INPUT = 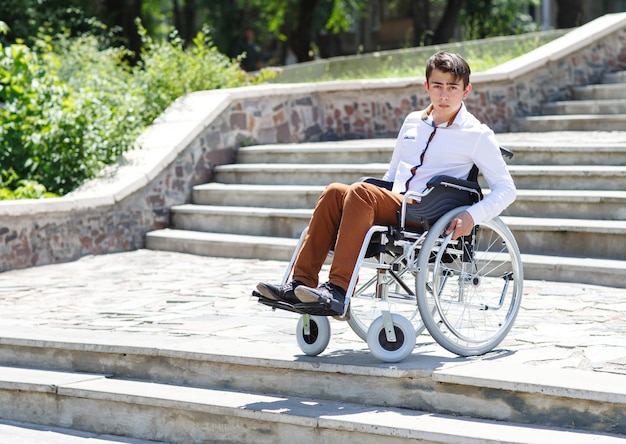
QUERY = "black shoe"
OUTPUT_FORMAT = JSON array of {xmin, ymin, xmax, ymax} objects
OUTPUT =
[
  {"xmin": 256, "ymin": 280, "xmax": 303, "ymax": 305},
  {"xmin": 295, "ymin": 281, "xmax": 346, "ymax": 308}
]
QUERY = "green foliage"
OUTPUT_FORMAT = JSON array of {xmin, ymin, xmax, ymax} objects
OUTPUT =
[
  {"xmin": 0, "ymin": 0, "xmax": 102, "ymax": 47},
  {"xmin": 0, "ymin": 36, "xmax": 139, "ymax": 195},
  {"xmin": 133, "ymin": 23, "xmax": 247, "ymax": 123},
  {"xmin": 0, "ymin": 169, "xmax": 58, "ymax": 200},
  {"xmin": 0, "ymin": 25, "xmax": 254, "ymax": 198},
  {"xmin": 273, "ymin": 32, "xmax": 558, "ymax": 83},
  {"xmin": 461, "ymin": 0, "xmax": 540, "ymax": 40}
]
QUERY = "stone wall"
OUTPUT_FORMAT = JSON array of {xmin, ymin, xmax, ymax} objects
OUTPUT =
[{"xmin": 1, "ymin": 13, "xmax": 625, "ymax": 272}]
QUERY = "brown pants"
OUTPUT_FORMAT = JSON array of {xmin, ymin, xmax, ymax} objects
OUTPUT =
[{"xmin": 292, "ymin": 182, "xmax": 404, "ymax": 291}]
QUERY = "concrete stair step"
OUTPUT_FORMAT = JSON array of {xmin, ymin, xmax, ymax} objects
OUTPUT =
[
  {"xmin": 506, "ymin": 189, "xmax": 626, "ymax": 220},
  {"xmin": 541, "ymin": 98, "xmax": 626, "ymax": 115},
  {"xmin": 3, "ymin": 365, "xmax": 625, "ymax": 444},
  {"xmin": 237, "ymin": 140, "xmax": 395, "ymax": 164},
  {"xmin": 499, "ymin": 140, "xmax": 626, "ymax": 166},
  {"xmin": 145, "ymin": 229, "xmax": 626, "ymax": 287},
  {"xmin": 517, "ymin": 253, "xmax": 626, "ymax": 288},
  {"xmin": 145, "ymin": 229, "xmax": 297, "ymax": 261},
  {"xmin": 168, "ymin": 207, "xmax": 626, "ymax": 260},
  {"xmin": 214, "ymin": 163, "xmax": 626, "ymax": 190},
  {"xmin": 573, "ymin": 83, "xmax": 626, "ymax": 100},
  {"xmin": 192, "ymin": 183, "xmax": 325, "ymax": 208},
  {"xmin": 214, "ymin": 163, "xmax": 387, "ymax": 186},
  {"xmin": 511, "ymin": 114, "xmax": 626, "ymax": 132},
  {"xmin": 504, "ymin": 215, "xmax": 626, "ymax": 261},
  {"xmin": 602, "ymin": 70, "xmax": 626, "ymax": 83},
  {"xmin": 171, "ymin": 204, "xmax": 311, "ymax": 238},
  {"xmin": 191, "ymin": 184, "xmax": 626, "ymax": 219},
  {"xmin": 238, "ymin": 137, "xmax": 626, "ymax": 167},
  {"xmin": 0, "ymin": 419, "xmax": 161, "ymax": 444},
  {"xmin": 1, "ymin": 332, "xmax": 625, "ymax": 441},
  {"xmin": 505, "ymin": 165, "xmax": 626, "ymax": 190}
]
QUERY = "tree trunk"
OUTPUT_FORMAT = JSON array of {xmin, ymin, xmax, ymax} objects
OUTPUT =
[
  {"xmin": 412, "ymin": 0, "xmax": 432, "ymax": 46},
  {"xmin": 172, "ymin": 0, "xmax": 183, "ymax": 33},
  {"xmin": 556, "ymin": 0, "xmax": 584, "ymax": 28},
  {"xmin": 102, "ymin": 0, "xmax": 143, "ymax": 64},
  {"xmin": 290, "ymin": 0, "xmax": 320, "ymax": 62},
  {"xmin": 432, "ymin": 0, "xmax": 464, "ymax": 44}
]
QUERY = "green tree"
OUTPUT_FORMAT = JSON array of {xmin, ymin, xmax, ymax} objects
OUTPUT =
[
  {"xmin": 0, "ymin": 0, "xmax": 102, "ymax": 46},
  {"xmin": 239, "ymin": 0, "xmax": 364, "ymax": 63},
  {"xmin": 0, "ymin": 25, "xmax": 253, "ymax": 198},
  {"xmin": 461, "ymin": 0, "xmax": 539, "ymax": 40}
]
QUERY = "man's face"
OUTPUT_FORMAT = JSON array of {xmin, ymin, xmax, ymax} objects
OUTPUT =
[{"xmin": 423, "ymin": 68, "xmax": 471, "ymax": 122}]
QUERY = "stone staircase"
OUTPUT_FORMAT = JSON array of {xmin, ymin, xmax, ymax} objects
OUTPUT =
[
  {"xmin": 512, "ymin": 71, "xmax": 626, "ymax": 131},
  {"xmin": 1, "ymin": 331, "xmax": 625, "ymax": 443},
  {"xmin": 146, "ymin": 131, "xmax": 626, "ymax": 288}
]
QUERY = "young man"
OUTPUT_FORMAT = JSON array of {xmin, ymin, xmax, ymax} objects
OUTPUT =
[{"xmin": 256, "ymin": 51, "xmax": 516, "ymax": 314}]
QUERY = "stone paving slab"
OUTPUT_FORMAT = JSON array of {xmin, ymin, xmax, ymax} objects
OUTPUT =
[{"xmin": 0, "ymin": 249, "xmax": 625, "ymax": 375}]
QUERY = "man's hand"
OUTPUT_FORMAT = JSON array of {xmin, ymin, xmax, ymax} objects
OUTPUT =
[{"xmin": 444, "ymin": 211, "xmax": 474, "ymax": 239}]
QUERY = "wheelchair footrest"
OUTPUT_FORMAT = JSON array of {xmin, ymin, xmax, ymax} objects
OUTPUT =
[{"xmin": 254, "ymin": 291, "xmax": 343, "ymax": 317}]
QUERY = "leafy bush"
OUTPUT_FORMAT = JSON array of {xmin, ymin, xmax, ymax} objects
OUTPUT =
[
  {"xmin": 0, "ymin": 25, "xmax": 254, "ymax": 199},
  {"xmin": 134, "ymin": 25, "xmax": 249, "ymax": 124},
  {"xmin": 0, "ymin": 169, "xmax": 58, "ymax": 199}
]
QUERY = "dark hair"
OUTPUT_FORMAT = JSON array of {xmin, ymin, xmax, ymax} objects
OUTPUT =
[{"xmin": 426, "ymin": 51, "xmax": 471, "ymax": 88}]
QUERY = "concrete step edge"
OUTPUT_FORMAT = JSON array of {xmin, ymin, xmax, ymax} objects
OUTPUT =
[
  {"xmin": 239, "ymin": 139, "xmax": 396, "ymax": 151},
  {"xmin": 517, "ymin": 114, "xmax": 626, "ymax": 121},
  {"xmin": 542, "ymin": 102, "xmax": 626, "ymax": 115},
  {"xmin": 547, "ymin": 98, "xmax": 626, "ymax": 105},
  {"xmin": 144, "ymin": 230, "xmax": 626, "ymax": 287},
  {"xmin": 602, "ymin": 71, "xmax": 626, "ymax": 83},
  {"xmin": 168, "ymin": 206, "xmax": 626, "ymax": 233},
  {"xmin": 171, "ymin": 204, "xmax": 312, "ymax": 218},
  {"xmin": 2, "ymin": 365, "xmax": 622, "ymax": 444},
  {"xmin": 502, "ymin": 216, "xmax": 626, "ymax": 232},
  {"xmin": 234, "ymin": 141, "xmax": 626, "ymax": 155},
  {"xmin": 0, "ymin": 419, "xmax": 161, "ymax": 444},
  {"xmin": 215, "ymin": 163, "xmax": 626, "ymax": 174},
  {"xmin": 193, "ymin": 183, "xmax": 325, "ymax": 193},
  {"xmin": 1, "ymin": 332, "xmax": 625, "ymax": 407},
  {"xmin": 240, "ymin": 134, "xmax": 626, "ymax": 151},
  {"xmin": 194, "ymin": 184, "xmax": 626, "ymax": 200},
  {"xmin": 573, "ymin": 83, "xmax": 626, "ymax": 93},
  {"xmin": 145, "ymin": 228, "xmax": 298, "ymax": 247},
  {"xmin": 514, "ymin": 189, "xmax": 626, "ymax": 200}
]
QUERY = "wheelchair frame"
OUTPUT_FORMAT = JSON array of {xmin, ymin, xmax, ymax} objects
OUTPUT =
[{"xmin": 256, "ymin": 152, "xmax": 523, "ymax": 363}]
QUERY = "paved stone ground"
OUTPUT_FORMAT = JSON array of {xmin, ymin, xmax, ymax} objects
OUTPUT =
[{"xmin": 1, "ymin": 249, "xmax": 625, "ymax": 375}]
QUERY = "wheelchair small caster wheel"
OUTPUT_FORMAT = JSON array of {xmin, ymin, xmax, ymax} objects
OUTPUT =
[
  {"xmin": 367, "ymin": 314, "xmax": 416, "ymax": 363},
  {"xmin": 296, "ymin": 315, "xmax": 331, "ymax": 356}
]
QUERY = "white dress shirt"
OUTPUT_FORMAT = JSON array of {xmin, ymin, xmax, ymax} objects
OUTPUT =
[{"xmin": 383, "ymin": 103, "xmax": 516, "ymax": 224}]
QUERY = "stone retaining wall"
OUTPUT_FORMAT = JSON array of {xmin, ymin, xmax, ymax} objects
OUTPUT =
[{"xmin": 1, "ymin": 13, "xmax": 625, "ymax": 272}]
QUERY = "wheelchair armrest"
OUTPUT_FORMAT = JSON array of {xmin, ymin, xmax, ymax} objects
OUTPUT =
[
  {"xmin": 500, "ymin": 145, "xmax": 514, "ymax": 159},
  {"xmin": 359, "ymin": 176, "xmax": 393, "ymax": 191}
]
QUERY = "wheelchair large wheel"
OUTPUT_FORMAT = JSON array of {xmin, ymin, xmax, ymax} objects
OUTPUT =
[
  {"xmin": 296, "ymin": 315, "xmax": 331, "ymax": 356},
  {"xmin": 415, "ymin": 208, "xmax": 523, "ymax": 357},
  {"xmin": 366, "ymin": 314, "xmax": 417, "ymax": 362},
  {"xmin": 347, "ymin": 252, "xmax": 426, "ymax": 342}
]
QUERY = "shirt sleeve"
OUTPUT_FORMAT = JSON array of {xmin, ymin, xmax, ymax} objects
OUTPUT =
[{"xmin": 465, "ymin": 128, "xmax": 517, "ymax": 224}]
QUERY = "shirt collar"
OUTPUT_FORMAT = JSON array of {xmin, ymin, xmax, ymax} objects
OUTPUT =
[{"xmin": 421, "ymin": 102, "xmax": 467, "ymax": 128}]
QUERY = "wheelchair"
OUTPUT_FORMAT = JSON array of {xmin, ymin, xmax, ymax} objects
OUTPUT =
[{"xmin": 254, "ymin": 148, "xmax": 523, "ymax": 363}]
